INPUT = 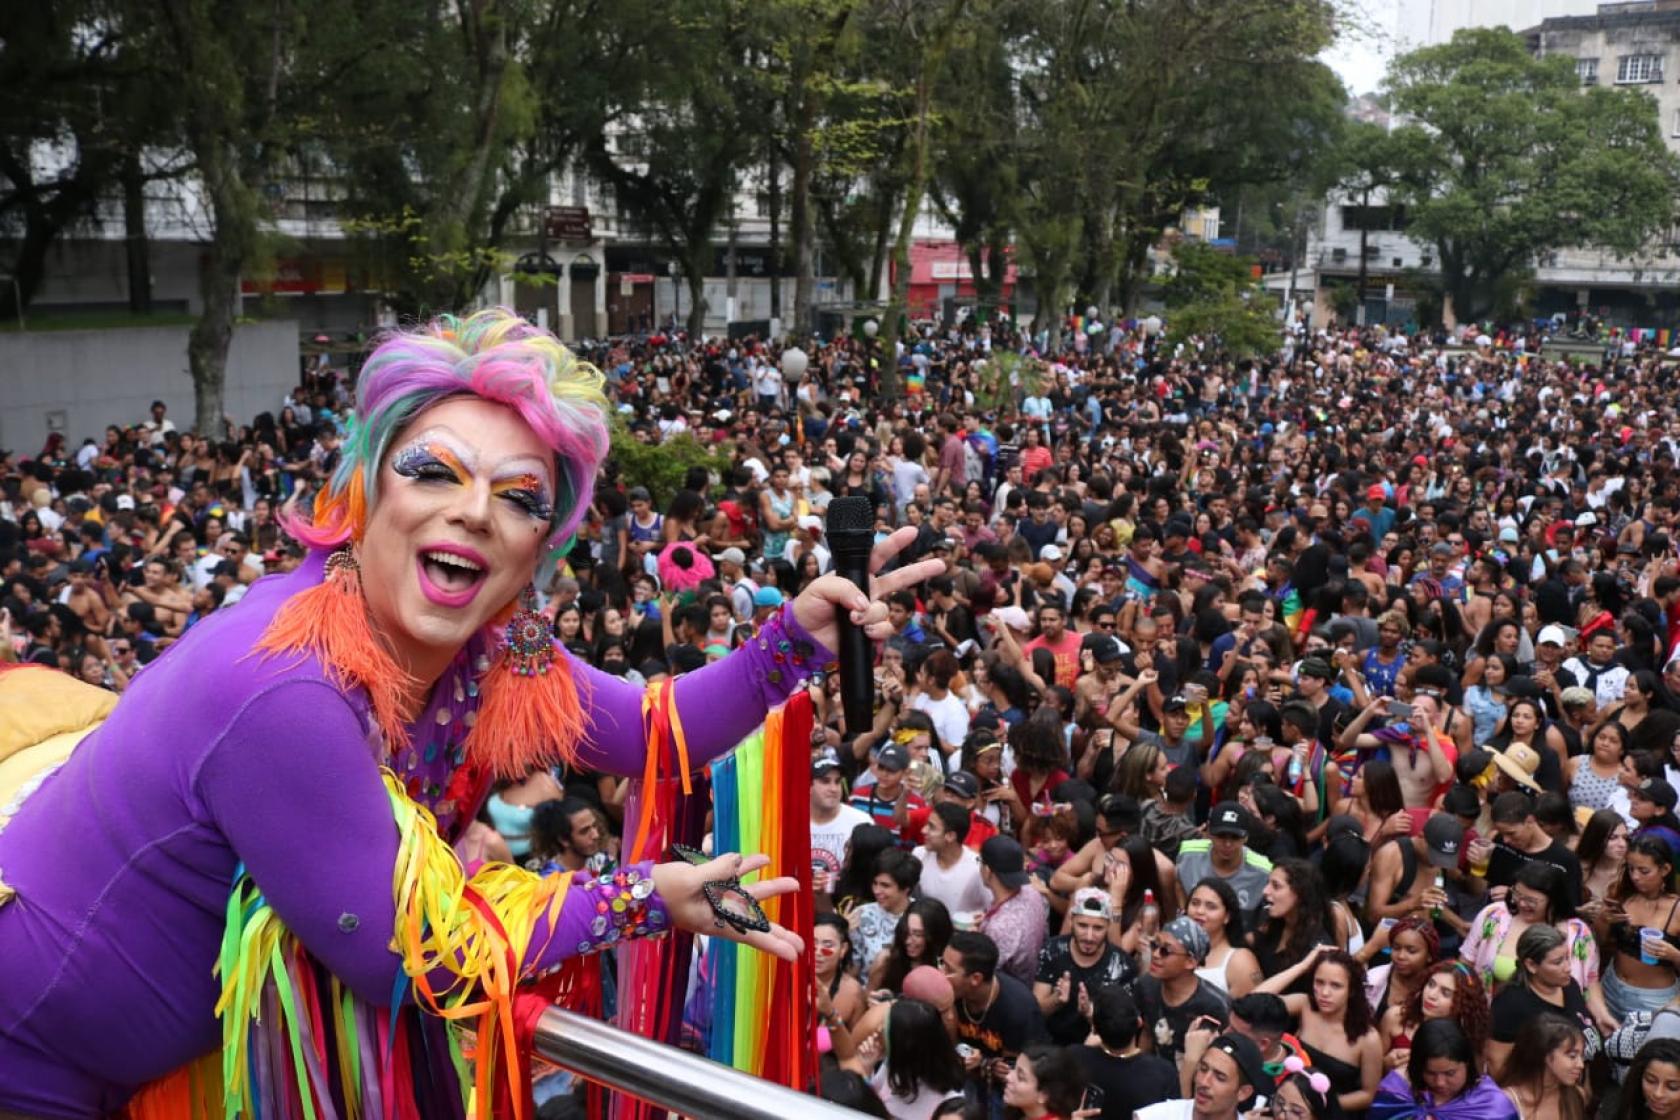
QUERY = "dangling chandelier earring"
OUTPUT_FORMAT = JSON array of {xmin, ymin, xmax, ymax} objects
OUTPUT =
[{"xmin": 503, "ymin": 585, "xmax": 555, "ymax": 677}]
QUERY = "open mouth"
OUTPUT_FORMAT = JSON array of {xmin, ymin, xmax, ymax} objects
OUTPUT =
[{"xmin": 416, "ymin": 546, "xmax": 489, "ymax": 605}]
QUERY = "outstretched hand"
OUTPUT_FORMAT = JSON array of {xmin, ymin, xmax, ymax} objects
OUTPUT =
[
  {"xmin": 791, "ymin": 526, "xmax": 947, "ymax": 655},
  {"xmin": 650, "ymin": 851, "xmax": 805, "ymax": 962}
]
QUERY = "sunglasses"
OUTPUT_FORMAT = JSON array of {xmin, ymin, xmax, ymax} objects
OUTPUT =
[{"xmin": 1148, "ymin": 939, "xmax": 1184, "ymax": 958}]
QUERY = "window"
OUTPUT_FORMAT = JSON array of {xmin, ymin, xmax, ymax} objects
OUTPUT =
[
  {"xmin": 1577, "ymin": 58, "xmax": 1598, "ymax": 84},
  {"xmin": 1673, "ymin": 108, "xmax": 1680, "ymax": 137},
  {"xmin": 1617, "ymin": 54, "xmax": 1663, "ymax": 83},
  {"xmin": 1341, "ymin": 204, "xmax": 1409, "ymax": 232}
]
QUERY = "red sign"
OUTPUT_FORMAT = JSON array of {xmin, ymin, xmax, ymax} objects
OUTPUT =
[{"xmin": 545, "ymin": 206, "xmax": 593, "ymax": 242}]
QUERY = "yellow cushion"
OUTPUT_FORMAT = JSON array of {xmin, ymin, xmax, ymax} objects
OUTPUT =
[{"xmin": 0, "ymin": 667, "xmax": 116, "ymax": 763}]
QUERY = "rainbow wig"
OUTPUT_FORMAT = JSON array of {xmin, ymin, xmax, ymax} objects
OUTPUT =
[{"xmin": 290, "ymin": 308, "xmax": 609, "ymax": 556}]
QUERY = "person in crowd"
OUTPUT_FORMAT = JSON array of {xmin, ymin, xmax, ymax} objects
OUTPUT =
[
  {"xmin": 1001, "ymin": 1044, "xmax": 1088, "ymax": 1120},
  {"xmin": 1075, "ymin": 985, "xmax": 1178, "ymax": 1120},
  {"xmin": 851, "ymin": 848, "xmax": 923, "ymax": 980},
  {"xmin": 1174, "ymin": 802, "xmax": 1273, "ymax": 926},
  {"xmin": 1258, "ymin": 946, "xmax": 1382, "ymax": 1113},
  {"xmin": 1589, "ymin": 834, "xmax": 1680, "ymax": 1026},
  {"xmin": 915, "ymin": 801, "xmax": 991, "ymax": 926},
  {"xmin": 1614, "ymin": 1037, "xmax": 1680, "ymax": 1120},
  {"xmin": 1487, "ymin": 925, "xmax": 1603, "ymax": 1077},
  {"xmin": 814, "ymin": 912, "xmax": 867, "ymax": 1030},
  {"xmin": 1377, "ymin": 960, "xmax": 1490, "ymax": 1073},
  {"xmin": 1135, "ymin": 1033, "xmax": 1269, "ymax": 1120},
  {"xmin": 1032, "ymin": 888, "xmax": 1137, "ymax": 1045},
  {"xmin": 1460, "ymin": 860, "xmax": 1598, "ymax": 995},
  {"xmin": 1497, "ymin": 1012, "xmax": 1587, "ymax": 1120},
  {"xmin": 979, "ymin": 835, "xmax": 1049, "ymax": 986},
  {"xmin": 869, "ymin": 897, "xmax": 955, "ymax": 994},
  {"xmin": 812, "ymin": 756, "xmax": 875, "ymax": 896},
  {"xmin": 1374, "ymin": 1019, "xmax": 1517, "ymax": 1120},
  {"xmin": 940, "ymin": 931, "xmax": 1047, "ymax": 1112},
  {"xmin": 1134, "ymin": 916, "xmax": 1231, "ymax": 1067},
  {"xmin": 1182, "ymin": 877, "xmax": 1263, "ymax": 998}
]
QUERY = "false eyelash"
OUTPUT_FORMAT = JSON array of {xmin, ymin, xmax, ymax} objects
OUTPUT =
[
  {"xmin": 502, "ymin": 490, "xmax": 554, "ymax": 521},
  {"xmin": 392, "ymin": 446, "xmax": 454, "ymax": 480}
]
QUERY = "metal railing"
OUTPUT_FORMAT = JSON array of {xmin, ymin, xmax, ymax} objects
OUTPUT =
[{"xmin": 532, "ymin": 1007, "xmax": 861, "ymax": 1120}]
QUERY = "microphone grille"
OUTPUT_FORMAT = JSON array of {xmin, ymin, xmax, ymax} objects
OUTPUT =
[{"xmin": 825, "ymin": 495, "xmax": 874, "ymax": 534}]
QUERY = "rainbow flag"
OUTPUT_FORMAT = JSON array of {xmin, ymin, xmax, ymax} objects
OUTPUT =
[
  {"xmin": 704, "ymin": 696, "xmax": 817, "ymax": 1090},
  {"xmin": 1277, "ymin": 585, "xmax": 1304, "ymax": 635}
]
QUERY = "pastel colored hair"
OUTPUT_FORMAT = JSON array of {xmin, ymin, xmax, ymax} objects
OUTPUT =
[{"xmin": 287, "ymin": 307, "xmax": 608, "ymax": 556}]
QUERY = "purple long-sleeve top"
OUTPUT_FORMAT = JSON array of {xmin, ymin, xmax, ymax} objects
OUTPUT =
[{"xmin": 0, "ymin": 553, "xmax": 831, "ymax": 1119}]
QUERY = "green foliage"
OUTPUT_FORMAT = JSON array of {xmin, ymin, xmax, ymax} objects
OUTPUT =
[
  {"xmin": 1377, "ymin": 27, "xmax": 1680, "ymax": 323},
  {"xmin": 1163, "ymin": 242, "xmax": 1279, "ymax": 358},
  {"xmin": 607, "ymin": 416, "xmax": 730, "ymax": 508},
  {"xmin": 1161, "ymin": 242, "xmax": 1262, "ymax": 309}
]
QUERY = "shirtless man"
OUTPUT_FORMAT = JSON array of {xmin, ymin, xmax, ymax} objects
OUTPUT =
[
  {"xmin": 125, "ymin": 558, "xmax": 191, "ymax": 637},
  {"xmin": 1338, "ymin": 691, "xmax": 1455, "ymax": 807},
  {"xmin": 61, "ymin": 558, "xmax": 117, "ymax": 655}
]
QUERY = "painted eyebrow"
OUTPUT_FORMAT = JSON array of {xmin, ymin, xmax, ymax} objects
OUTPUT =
[{"xmin": 396, "ymin": 427, "xmax": 553, "ymax": 487}]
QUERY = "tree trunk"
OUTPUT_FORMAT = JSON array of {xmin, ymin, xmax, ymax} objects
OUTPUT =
[
  {"xmin": 190, "ymin": 240, "xmax": 239, "ymax": 436},
  {"xmin": 791, "ymin": 103, "xmax": 815, "ymax": 336},
  {"xmin": 768, "ymin": 151, "xmax": 782, "ymax": 326},
  {"xmin": 122, "ymin": 155, "xmax": 153, "ymax": 314},
  {"xmin": 685, "ymin": 262, "xmax": 706, "ymax": 338}
]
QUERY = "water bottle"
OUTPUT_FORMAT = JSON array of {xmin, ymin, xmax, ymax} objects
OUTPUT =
[
  {"xmin": 1140, "ymin": 889, "xmax": 1160, "ymax": 936},
  {"xmin": 1286, "ymin": 743, "xmax": 1306, "ymax": 785}
]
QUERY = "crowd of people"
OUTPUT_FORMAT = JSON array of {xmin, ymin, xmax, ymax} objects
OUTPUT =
[{"xmin": 12, "ymin": 310, "xmax": 1680, "ymax": 1120}]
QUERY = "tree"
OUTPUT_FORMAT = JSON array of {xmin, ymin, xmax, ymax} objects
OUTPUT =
[
  {"xmin": 1379, "ymin": 27, "xmax": 1680, "ymax": 324},
  {"xmin": 0, "ymin": 4, "xmax": 185, "ymax": 321},
  {"xmin": 585, "ymin": 0, "xmax": 769, "ymax": 337},
  {"xmin": 1325, "ymin": 120, "xmax": 1400, "ymax": 321},
  {"xmin": 878, "ymin": 0, "xmax": 974, "ymax": 394},
  {"xmin": 1162, "ymin": 242, "xmax": 1279, "ymax": 359}
]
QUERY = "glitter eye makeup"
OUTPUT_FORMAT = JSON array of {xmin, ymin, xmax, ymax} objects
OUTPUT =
[
  {"xmin": 391, "ymin": 430, "xmax": 553, "ymax": 523},
  {"xmin": 492, "ymin": 473, "xmax": 555, "ymax": 522},
  {"xmin": 391, "ymin": 440, "xmax": 466, "ymax": 482}
]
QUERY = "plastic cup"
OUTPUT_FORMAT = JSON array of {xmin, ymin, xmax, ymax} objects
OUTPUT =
[{"xmin": 1642, "ymin": 926, "xmax": 1664, "ymax": 965}]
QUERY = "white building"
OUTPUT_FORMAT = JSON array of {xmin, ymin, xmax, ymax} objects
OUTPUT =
[{"xmin": 1287, "ymin": 0, "xmax": 1680, "ymax": 327}]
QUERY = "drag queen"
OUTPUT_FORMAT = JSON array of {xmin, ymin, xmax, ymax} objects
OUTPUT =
[{"xmin": 0, "ymin": 310, "xmax": 938, "ymax": 1120}]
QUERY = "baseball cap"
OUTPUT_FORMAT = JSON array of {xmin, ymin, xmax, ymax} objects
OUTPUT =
[
  {"xmin": 1577, "ymin": 511, "xmax": 1598, "ymax": 527},
  {"xmin": 1559, "ymin": 686, "xmax": 1595, "ymax": 709},
  {"xmin": 1422, "ymin": 813, "xmax": 1464, "ymax": 869},
  {"xmin": 1207, "ymin": 1033, "xmax": 1269, "ymax": 1096},
  {"xmin": 875, "ymin": 744, "xmax": 910, "ymax": 772},
  {"xmin": 980, "ymin": 836, "xmax": 1030, "ymax": 889},
  {"xmin": 1070, "ymin": 887, "xmax": 1114, "ymax": 921},
  {"xmin": 1161, "ymin": 915, "xmax": 1211, "ymax": 963},
  {"xmin": 753, "ymin": 586, "xmax": 784, "ymax": 608},
  {"xmin": 1537, "ymin": 624, "xmax": 1570, "ymax": 647},
  {"xmin": 1039, "ymin": 543, "xmax": 1063, "ymax": 562},
  {"xmin": 1083, "ymin": 633, "xmax": 1128, "ymax": 664},
  {"xmin": 1491, "ymin": 743, "xmax": 1543, "ymax": 793},
  {"xmin": 943, "ymin": 770, "xmax": 980, "ymax": 800},
  {"xmin": 717, "ymin": 547, "xmax": 746, "ymax": 566},
  {"xmin": 1441, "ymin": 784, "xmax": 1482, "ymax": 819},
  {"xmin": 1498, "ymin": 526, "xmax": 1520, "ymax": 544},
  {"xmin": 812, "ymin": 756, "xmax": 843, "ymax": 779},
  {"xmin": 1634, "ymin": 778, "xmax": 1680, "ymax": 811},
  {"xmin": 1162, "ymin": 694, "xmax": 1190, "ymax": 713},
  {"xmin": 1297, "ymin": 656, "xmax": 1336, "ymax": 681},
  {"xmin": 1208, "ymin": 801, "xmax": 1249, "ymax": 838},
  {"xmin": 1366, "ymin": 483, "xmax": 1387, "ymax": 500},
  {"xmin": 115, "ymin": 494, "xmax": 136, "ymax": 511}
]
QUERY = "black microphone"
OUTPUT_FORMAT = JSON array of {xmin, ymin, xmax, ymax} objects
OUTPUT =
[{"xmin": 825, "ymin": 495, "xmax": 877, "ymax": 736}]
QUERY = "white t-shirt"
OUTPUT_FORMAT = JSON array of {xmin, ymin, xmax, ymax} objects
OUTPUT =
[
  {"xmin": 810, "ymin": 804, "xmax": 872, "ymax": 892},
  {"xmin": 912, "ymin": 845, "xmax": 990, "ymax": 927},
  {"xmin": 1135, "ymin": 1101, "xmax": 1197, "ymax": 1120},
  {"xmin": 910, "ymin": 691, "xmax": 970, "ymax": 749}
]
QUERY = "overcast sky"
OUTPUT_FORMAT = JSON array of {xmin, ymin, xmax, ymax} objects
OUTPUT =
[{"xmin": 1322, "ymin": 0, "xmax": 1401, "ymax": 96}]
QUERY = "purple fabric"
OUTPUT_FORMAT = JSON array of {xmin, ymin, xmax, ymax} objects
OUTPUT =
[{"xmin": 0, "ymin": 552, "xmax": 831, "ymax": 1118}]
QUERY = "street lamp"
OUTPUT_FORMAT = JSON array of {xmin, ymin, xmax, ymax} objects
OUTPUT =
[
  {"xmin": 780, "ymin": 347, "xmax": 808, "ymax": 381},
  {"xmin": 862, "ymin": 318, "xmax": 879, "ymax": 338}
]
